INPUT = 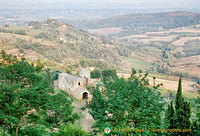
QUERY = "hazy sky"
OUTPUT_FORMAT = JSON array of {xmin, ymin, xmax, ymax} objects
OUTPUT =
[{"xmin": 1, "ymin": 0, "xmax": 200, "ymax": 9}]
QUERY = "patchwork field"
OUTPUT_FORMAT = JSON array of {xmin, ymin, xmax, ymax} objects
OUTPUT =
[
  {"xmin": 117, "ymin": 72, "xmax": 199, "ymax": 98},
  {"xmin": 87, "ymin": 27, "xmax": 122, "ymax": 36},
  {"xmin": 122, "ymin": 57, "xmax": 153, "ymax": 71}
]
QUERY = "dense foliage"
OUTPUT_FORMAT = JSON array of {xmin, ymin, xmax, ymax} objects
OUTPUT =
[
  {"xmin": 89, "ymin": 69, "xmax": 165, "ymax": 135},
  {"xmin": 166, "ymin": 78, "xmax": 192, "ymax": 135},
  {"xmin": 0, "ymin": 51, "xmax": 78, "ymax": 136},
  {"xmin": 90, "ymin": 69, "xmax": 101, "ymax": 79}
]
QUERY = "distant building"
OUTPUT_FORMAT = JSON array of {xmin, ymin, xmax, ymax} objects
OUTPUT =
[{"xmin": 58, "ymin": 68, "xmax": 92, "ymax": 100}]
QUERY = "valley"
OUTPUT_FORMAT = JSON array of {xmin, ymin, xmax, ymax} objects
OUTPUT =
[{"xmin": 0, "ymin": 12, "xmax": 200, "ymax": 95}]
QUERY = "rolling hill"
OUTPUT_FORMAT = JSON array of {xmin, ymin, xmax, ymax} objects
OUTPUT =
[
  {"xmin": 78, "ymin": 11, "xmax": 200, "ymax": 36},
  {"xmin": 0, "ymin": 19, "xmax": 131, "ymax": 71}
]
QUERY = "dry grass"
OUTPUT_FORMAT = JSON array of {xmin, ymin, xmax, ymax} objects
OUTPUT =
[
  {"xmin": 148, "ymin": 77, "xmax": 197, "ymax": 92},
  {"xmin": 169, "ymin": 55, "xmax": 200, "ymax": 75},
  {"xmin": 171, "ymin": 37, "xmax": 200, "ymax": 46},
  {"xmin": 87, "ymin": 27, "xmax": 122, "ymax": 35},
  {"xmin": 0, "ymin": 32, "xmax": 54, "ymax": 46},
  {"xmin": 174, "ymin": 28, "xmax": 200, "ymax": 33}
]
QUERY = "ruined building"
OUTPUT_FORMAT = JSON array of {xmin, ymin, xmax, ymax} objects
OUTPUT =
[{"xmin": 58, "ymin": 68, "xmax": 92, "ymax": 100}]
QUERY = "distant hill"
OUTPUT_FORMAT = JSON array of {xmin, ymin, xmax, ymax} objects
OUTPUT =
[
  {"xmin": 0, "ymin": 19, "xmax": 131, "ymax": 70},
  {"xmin": 78, "ymin": 11, "xmax": 200, "ymax": 36}
]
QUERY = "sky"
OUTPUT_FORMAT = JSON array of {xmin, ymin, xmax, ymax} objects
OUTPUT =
[{"xmin": 1, "ymin": 0, "xmax": 200, "ymax": 9}]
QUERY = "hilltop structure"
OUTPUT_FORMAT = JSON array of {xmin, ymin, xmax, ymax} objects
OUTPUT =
[{"xmin": 58, "ymin": 68, "xmax": 92, "ymax": 100}]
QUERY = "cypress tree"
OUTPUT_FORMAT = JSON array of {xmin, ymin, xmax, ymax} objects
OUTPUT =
[
  {"xmin": 174, "ymin": 78, "xmax": 191, "ymax": 131},
  {"xmin": 167, "ymin": 101, "xmax": 175, "ymax": 129},
  {"xmin": 175, "ymin": 78, "xmax": 184, "ymax": 129},
  {"xmin": 175, "ymin": 78, "xmax": 183, "ymax": 110},
  {"xmin": 46, "ymin": 68, "xmax": 53, "ymax": 86},
  {"xmin": 183, "ymin": 101, "xmax": 191, "ymax": 128}
]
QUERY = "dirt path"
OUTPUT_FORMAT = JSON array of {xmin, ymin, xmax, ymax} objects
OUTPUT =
[{"xmin": 72, "ymin": 100, "xmax": 94, "ymax": 132}]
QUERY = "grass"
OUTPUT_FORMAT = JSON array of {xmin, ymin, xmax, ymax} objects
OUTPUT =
[
  {"xmin": 123, "ymin": 57, "xmax": 152, "ymax": 71},
  {"xmin": 148, "ymin": 73, "xmax": 179, "ymax": 81},
  {"xmin": 141, "ymin": 46, "xmax": 161, "ymax": 53},
  {"xmin": 158, "ymin": 88, "xmax": 199, "ymax": 98}
]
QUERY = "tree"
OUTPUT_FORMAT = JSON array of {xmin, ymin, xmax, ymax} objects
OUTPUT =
[
  {"xmin": 166, "ymin": 78, "xmax": 191, "ymax": 135},
  {"xmin": 174, "ymin": 77, "xmax": 191, "ymax": 130},
  {"xmin": 0, "ymin": 51, "xmax": 78, "ymax": 136},
  {"xmin": 43, "ymin": 91, "xmax": 79, "ymax": 131},
  {"xmin": 182, "ymin": 101, "xmax": 191, "ymax": 128},
  {"xmin": 36, "ymin": 58, "xmax": 44, "ymax": 70},
  {"xmin": 166, "ymin": 101, "xmax": 175, "ymax": 129},
  {"xmin": 45, "ymin": 68, "xmax": 53, "ymax": 86},
  {"xmin": 58, "ymin": 125, "xmax": 87, "ymax": 136},
  {"xmin": 101, "ymin": 69, "xmax": 117, "ymax": 81},
  {"xmin": 175, "ymin": 78, "xmax": 185, "ymax": 129},
  {"xmin": 89, "ymin": 71, "xmax": 164, "ymax": 135},
  {"xmin": 191, "ymin": 97, "xmax": 200, "ymax": 135},
  {"xmin": 90, "ymin": 69, "xmax": 101, "ymax": 79},
  {"xmin": 175, "ymin": 78, "xmax": 183, "ymax": 111}
]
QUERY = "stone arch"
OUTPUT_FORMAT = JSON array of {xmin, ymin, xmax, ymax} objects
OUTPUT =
[{"xmin": 83, "ymin": 92, "xmax": 88, "ymax": 100}]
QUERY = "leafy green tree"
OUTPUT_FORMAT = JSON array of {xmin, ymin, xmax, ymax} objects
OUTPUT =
[
  {"xmin": 101, "ymin": 69, "xmax": 117, "ymax": 82},
  {"xmin": 129, "ymin": 68, "xmax": 137, "ymax": 80},
  {"xmin": 89, "ymin": 71, "xmax": 164, "ymax": 135},
  {"xmin": 0, "ymin": 51, "xmax": 78, "ymax": 136},
  {"xmin": 43, "ymin": 91, "xmax": 79, "ymax": 130},
  {"xmin": 191, "ymin": 97, "xmax": 200, "ymax": 135},
  {"xmin": 90, "ymin": 69, "xmax": 101, "ymax": 78},
  {"xmin": 196, "ymin": 97, "xmax": 200, "ymax": 124},
  {"xmin": 19, "ymin": 125, "xmax": 50, "ymax": 136}
]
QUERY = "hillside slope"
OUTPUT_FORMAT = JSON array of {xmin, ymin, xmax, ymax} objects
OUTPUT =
[{"xmin": 0, "ymin": 19, "xmax": 130, "ymax": 70}]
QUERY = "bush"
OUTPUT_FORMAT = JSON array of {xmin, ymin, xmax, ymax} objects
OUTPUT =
[
  {"xmin": 101, "ymin": 69, "xmax": 117, "ymax": 80},
  {"xmin": 90, "ymin": 69, "xmax": 101, "ymax": 78},
  {"xmin": 35, "ymin": 32, "xmax": 56, "ymax": 41},
  {"xmin": 59, "ymin": 125, "xmax": 87, "ymax": 136},
  {"xmin": 15, "ymin": 30, "xmax": 26, "ymax": 35},
  {"xmin": 28, "ymin": 21, "xmax": 42, "ymax": 29},
  {"xmin": 19, "ymin": 49, "xmax": 24, "ymax": 53},
  {"xmin": 19, "ymin": 125, "xmax": 50, "ymax": 136}
]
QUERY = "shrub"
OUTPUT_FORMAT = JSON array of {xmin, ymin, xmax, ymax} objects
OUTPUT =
[
  {"xmin": 19, "ymin": 125, "xmax": 50, "ymax": 136},
  {"xmin": 90, "ymin": 69, "xmax": 101, "ymax": 78},
  {"xmin": 19, "ymin": 49, "xmax": 24, "ymax": 53},
  {"xmin": 15, "ymin": 30, "xmax": 26, "ymax": 35},
  {"xmin": 59, "ymin": 125, "xmax": 87, "ymax": 136}
]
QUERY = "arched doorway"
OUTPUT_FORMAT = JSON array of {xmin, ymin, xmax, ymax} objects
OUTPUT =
[{"xmin": 83, "ymin": 92, "xmax": 88, "ymax": 100}]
